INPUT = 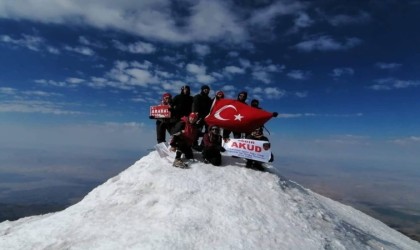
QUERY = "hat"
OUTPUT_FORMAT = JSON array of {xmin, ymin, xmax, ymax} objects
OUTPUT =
[
  {"xmin": 216, "ymin": 90, "xmax": 224, "ymax": 97},
  {"xmin": 189, "ymin": 112, "xmax": 198, "ymax": 120},
  {"xmin": 201, "ymin": 85, "xmax": 210, "ymax": 91},
  {"xmin": 162, "ymin": 93, "xmax": 171, "ymax": 99}
]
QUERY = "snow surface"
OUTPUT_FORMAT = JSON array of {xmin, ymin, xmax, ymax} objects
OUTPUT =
[{"xmin": 0, "ymin": 151, "xmax": 419, "ymax": 250}]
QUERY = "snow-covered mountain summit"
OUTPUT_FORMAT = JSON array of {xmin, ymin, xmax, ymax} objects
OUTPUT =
[{"xmin": 0, "ymin": 151, "xmax": 418, "ymax": 250}]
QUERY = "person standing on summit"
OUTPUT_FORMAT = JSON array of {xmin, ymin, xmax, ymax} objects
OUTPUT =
[
  {"xmin": 172, "ymin": 85, "xmax": 193, "ymax": 122},
  {"xmin": 192, "ymin": 85, "xmax": 212, "ymax": 151},
  {"xmin": 223, "ymin": 91, "xmax": 248, "ymax": 140}
]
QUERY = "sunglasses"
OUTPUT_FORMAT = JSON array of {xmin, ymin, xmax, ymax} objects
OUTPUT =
[{"xmin": 211, "ymin": 128, "xmax": 220, "ymax": 131}]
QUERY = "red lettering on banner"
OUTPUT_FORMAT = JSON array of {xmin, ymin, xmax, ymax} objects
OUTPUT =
[
  {"xmin": 231, "ymin": 141, "xmax": 264, "ymax": 153},
  {"xmin": 150, "ymin": 105, "xmax": 171, "ymax": 118}
]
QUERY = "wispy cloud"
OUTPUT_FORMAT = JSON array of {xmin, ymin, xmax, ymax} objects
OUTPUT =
[
  {"xmin": 327, "ymin": 11, "xmax": 371, "ymax": 26},
  {"xmin": 78, "ymin": 36, "xmax": 107, "ymax": 49},
  {"xmin": 1, "ymin": 87, "xmax": 61, "ymax": 97},
  {"xmin": 251, "ymin": 61, "xmax": 285, "ymax": 84},
  {"xmin": 287, "ymin": 70, "xmax": 311, "ymax": 80},
  {"xmin": 192, "ymin": 44, "xmax": 211, "ymax": 57},
  {"xmin": 375, "ymin": 62, "xmax": 402, "ymax": 70},
  {"xmin": 331, "ymin": 67, "xmax": 354, "ymax": 78},
  {"xmin": 224, "ymin": 66, "xmax": 246, "ymax": 75},
  {"xmin": 294, "ymin": 35, "xmax": 362, "ymax": 52},
  {"xmin": 113, "ymin": 40, "xmax": 157, "ymax": 54},
  {"xmin": 64, "ymin": 45, "xmax": 95, "ymax": 56},
  {"xmin": 0, "ymin": 33, "xmax": 59, "ymax": 54},
  {"xmin": 391, "ymin": 136, "xmax": 420, "ymax": 145},
  {"xmin": 369, "ymin": 78, "xmax": 420, "ymax": 90},
  {"xmin": 315, "ymin": 134, "xmax": 371, "ymax": 145},
  {"xmin": 0, "ymin": 0, "xmax": 248, "ymax": 44},
  {"xmin": 0, "ymin": 100, "xmax": 82, "ymax": 115},
  {"xmin": 279, "ymin": 113, "xmax": 363, "ymax": 118},
  {"xmin": 186, "ymin": 63, "xmax": 216, "ymax": 84},
  {"xmin": 250, "ymin": 87, "xmax": 286, "ymax": 100},
  {"xmin": 249, "ymin": 1, "xmax": 306, "ymax": 27}
]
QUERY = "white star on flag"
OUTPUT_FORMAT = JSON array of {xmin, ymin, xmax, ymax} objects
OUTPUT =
[{"xmin": 234, "ymin": 114, "xmax": 244, "ymax": 121}]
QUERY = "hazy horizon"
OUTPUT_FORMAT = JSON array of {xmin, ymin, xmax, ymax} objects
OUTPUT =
[{"xmin": 1, "ymin": 139, "xmax": 419, "ymax": 242}]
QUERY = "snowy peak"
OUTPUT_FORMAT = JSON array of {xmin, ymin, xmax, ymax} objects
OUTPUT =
[{"xmin": 0, "ymin": 151, "xmax": 419, "ymax": 249}]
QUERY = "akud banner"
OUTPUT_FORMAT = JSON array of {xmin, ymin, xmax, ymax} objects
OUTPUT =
[{"xmin": 223, "ymin": 138, "xmax": 272, "ymax": 162}]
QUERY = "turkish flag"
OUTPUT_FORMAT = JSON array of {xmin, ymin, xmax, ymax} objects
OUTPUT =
[{"xmin": 205, "ymin": 99, "xmax": 273, "ymax": 133}]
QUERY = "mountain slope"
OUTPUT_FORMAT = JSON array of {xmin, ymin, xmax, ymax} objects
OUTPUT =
[{"xmin": 0, "ymin": 151, "xmax": 418, "ymax": 249}]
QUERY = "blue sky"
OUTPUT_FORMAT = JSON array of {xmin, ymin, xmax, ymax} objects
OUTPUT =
[{"xmin": 1, "ymin": 0, "xmax": 420, "ymax": 172}]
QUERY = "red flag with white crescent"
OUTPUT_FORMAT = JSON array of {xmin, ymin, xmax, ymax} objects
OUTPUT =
[{"xmin": 205, "ymin": 99, "xmax": 273, "ymax": 133}]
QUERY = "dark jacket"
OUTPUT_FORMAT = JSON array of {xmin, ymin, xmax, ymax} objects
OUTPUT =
[
  {"xmin": 192, "ymin": 90, "xmax": 212, "ymax": 119},
  {"xmin": 202, "ymin": 125, "xmax": 224, "ymax": 166},
  {"xmin": 171, "ymin": 116, "xmax": 198, "ymax": 147},
  {"xmin": 246, "ymin": 132, "xmax": 274, "ymax": 163},
  {"xmin": 172, "ymin": 88, "xmax": 193, "ymax": 120}
]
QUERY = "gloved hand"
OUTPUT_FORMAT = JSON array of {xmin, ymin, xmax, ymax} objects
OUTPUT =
[
  {"xmin": 149, "ymin": 115, "xmax": 155, "ymax": 119},
  {"xmin": 219, "ymin": 146, "xmax": 226, "ymax": 152},
  {"xmin": 272, "ymin": 112, "xmax": 278, "ymax": 117}
]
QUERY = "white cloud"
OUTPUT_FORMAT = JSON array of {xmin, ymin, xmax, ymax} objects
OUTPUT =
[
  {"xmin": 249, "ymin": 1, "xmax": 306, "ymax": 27},
  {"xmin": 294, "ymin": 12, "xmax": 313, "ymax": 28},
  {"xmin": 64, "ymin": 45, "xmax": 95, "ymax": 56},
  {"xmin": 375, "ymin": 62, "xmax": 402, "ymax": 70},
  {"xmin": 0, "ymin": 87, "xmax": 17, "ymax": 95},
  {"xmin": 328, "ymin": 11, "xmax": 371, "ymax": 26},
  {"xmin": 0, "ymin": 100, "xmax": 82, "ymax": 115},
  {"xmin": 252, "ymin": 71, "xmax": 271, "ymax": 84},
  {"xmin": 46, "ymin": 46, "xmax": 60, "ymax": 54},
  {"xmin": 294, "ymin": 35, "xmax": 362, "ymax": 52},
  {"xmin": 224, "ymin": 66, "xmax": 245, "ymax": 74},
  {"xmin": 0, "ymin": 34, "xmax": 43, "ymax": 51},
  {"xmin": 0, "ymin": 0, "xmax": 248, "ymax": 44},
  {"xmin": 66, "ymin": 78, "xmax": 85, "ymax": 84},
  {"xmin": 315, "ymin": 135, "xmax": 371, "ymax": 146},
  {"xmin": 126, "ymin": 68, "xmax": 158, "ymax": 86},
  {"xmin": 238, "ymin": 58, "xmax": 251, "ymax": 68},
  {"xmin": 391, "ymin": 136, "xmax": 420, "ymax": 145},
  {"xmin": 113, "ymin": 40, "xmax": 156, "ymax": 54},
  {"xmin": 78, "ymin": 36, "xmax": 106, "ymax": 49},
  {"xmin": 369, "ymin": 78, "xmax": 420, "ymax": 90},
  {"xmin": 287, "ymin": 70, "xmax": 310, "ymax": 80},
  {"xmin": 196, "ymin": 74, "xmax": 216, "ymax": 84},
  {"xmin": 251, "ymin": 62, "xmax": 285, "ymax": 84},
  {"xmin": 0, "ymin": 33, "xmax": 62, "ymax": 55},
  {"xmin": 192, "ymin": 44, "xmax": 211, "ymax": 57},
  {"xmin": 186, "ymin": 63, "xmax": 206, "ymax": 75},
  {"xmin": 252, "ymin": 87, "xmax": 286, "ymax": 100},
  {"xmin": 279, "ymin": 113, "xmax": 363, "ymax": 118},
  {"xmin": 331, "ymin": 67, "xmax": 354, "ymax": 78},
  {"xmin": 228, "ymin": 51, "xmax": 239, "ymax": 57},
  {"xmin": 295, "ymin": 91, "xmax": 308, "ymax": 98}
]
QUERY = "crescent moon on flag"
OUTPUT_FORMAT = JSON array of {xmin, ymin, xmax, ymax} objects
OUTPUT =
[{"xmin": 214, "ymin": 105, "xmax": 237, "ymax": 121}]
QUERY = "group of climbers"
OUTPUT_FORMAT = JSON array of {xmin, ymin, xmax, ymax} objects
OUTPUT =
[{"xmin": 150, "ymin": 85, "xmax": 275, "ymax": 169}]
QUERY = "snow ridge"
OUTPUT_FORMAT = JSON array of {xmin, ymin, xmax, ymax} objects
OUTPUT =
[{"xmin": 0, "ymin": 151, "xmax": 418, "ymax": 250}]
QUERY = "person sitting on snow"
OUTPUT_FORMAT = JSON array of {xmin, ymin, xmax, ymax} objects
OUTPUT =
[
  {"xmin": 170, "ymin": 112, "xmax": 199, "ymax": 168},
  {"xmin": 202, "ymin": 125, "xmax": 226, "ymax": 166},
  {"xmin": 245, "ymin": 127, "xmax": 274, "ymax": 171}
]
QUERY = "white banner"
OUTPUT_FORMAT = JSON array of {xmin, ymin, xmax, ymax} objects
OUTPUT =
[{"xmin": 223, "ymin": 138, "xmax": 271, "ymax": 163}]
